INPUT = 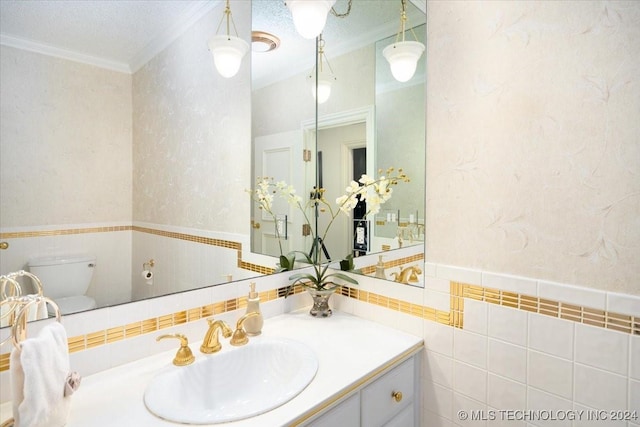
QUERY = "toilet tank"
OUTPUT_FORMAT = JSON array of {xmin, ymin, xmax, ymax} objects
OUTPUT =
[{"xmin": 27, "ymin": 255, "xmax": 96, "ymax": 299}]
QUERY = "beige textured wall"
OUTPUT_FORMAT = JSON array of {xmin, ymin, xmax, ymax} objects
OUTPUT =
[
  {"xmin": 0, "ymin": 46, "xmax": 132, "ymax": 227},
  {"xmin": 425, "ymin": 1, "xmax": 640, "ymax": 294},
  {"xmin": 132, "ymin": 2, "xmax": 252, "ymax": 233}
]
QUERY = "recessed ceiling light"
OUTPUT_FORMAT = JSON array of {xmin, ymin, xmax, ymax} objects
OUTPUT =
[{"xmin": 251, "ymin": 31, "xmax": 280, "ymax": 53}]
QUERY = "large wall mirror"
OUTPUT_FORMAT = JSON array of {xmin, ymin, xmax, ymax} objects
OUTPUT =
[
  {"xmin": 251, "ymin": 0, "xmax": 426, "ymax": 281},
  {"xmin": 0, "ymin": 0, "xmax": 426, "ymax": 324}
]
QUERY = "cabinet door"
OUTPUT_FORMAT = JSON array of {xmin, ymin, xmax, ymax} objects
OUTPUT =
[
  {"xmin": 307, "ymin": 393, "xmax": 360, "ymax": 427},
  {"xmin": 361, "ymin": 358, "xmax": 415, "ymax": 427},
  {"xmin": 383, "ymin": 403, "xmax": 414, "ymax": 427}
]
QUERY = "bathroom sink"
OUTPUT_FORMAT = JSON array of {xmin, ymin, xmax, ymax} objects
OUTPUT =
[{"xmin": 143, "ymin": 337, "xmax": 318, "ymax": 424}]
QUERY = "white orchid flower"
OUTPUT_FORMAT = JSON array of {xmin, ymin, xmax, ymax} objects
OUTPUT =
[
  {"xmin": 358, "ymin": 174, "xmax": 374, "ymax": 185},
  {"xmin": 249, "ymin": 168, "xmax": 408, "ymax": 275},
  {"xmin": 345, "ymin": 181, "xmax": 360, "ymax": 194}
]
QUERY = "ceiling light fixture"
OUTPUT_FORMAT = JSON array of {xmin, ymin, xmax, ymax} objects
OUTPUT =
[
  {"xmin": 251, "ymin": 31, "xmax": 281, "ymax": 53},
  {"xmin": 307, "ymin": 34, "xmax": 336, "ymax": 104},
  {"xmin": 208, "ymin": 0, "xmax": 249, "ymax": 78},
  {"xmin": 285, "ymin": 0, "xmax": 352, "ymax": 40},
  {"xmin": 285, "ymin": 0, "xmax": 335, "ymax": 39},
  {"xmin": 383, "ymin": 0, "xmax": 425, "ymax": 83}
]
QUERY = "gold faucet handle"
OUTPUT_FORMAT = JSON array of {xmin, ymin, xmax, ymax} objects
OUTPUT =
[
  {"xmin": 207, "ymin": 318, "xmax": 233, "ymax": 337},
  {"xmin": 200, "ymin": 318, "xmax": 232, "ymax": 354},
  {"xmin": 157, "ymin": 333, "xmax": 195, "ymax": 366},
  {"xmin": 230, "ymin": 312, "xmax": 260, "ymax": 346},
  {"xmin": 408, "ymin": 266, "xmax": 422, "ymax": 282}
]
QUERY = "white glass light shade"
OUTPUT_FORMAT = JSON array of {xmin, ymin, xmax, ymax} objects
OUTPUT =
[
  {"xmin": 208, "ymin": 35, "xmax": 249, "ymax": 78},
  {"xmin": 314, "ymin": 78, "xmax": 333, "ymax": 104},
  {"xmin": 286, "ymin": 0, "xmax": 336, "ymax": 39},
  {"xmin": 382, "ymin": 40, "xmax": 425, "ymax": 83},
  {"xmin": 307, "ymin": 72, "xmax": 334, "ymax": 104}
]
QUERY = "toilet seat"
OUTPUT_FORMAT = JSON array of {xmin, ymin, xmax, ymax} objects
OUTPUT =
[{"xmin": 49, "ymin": 296, "xmax": 97, "ymax": 315}]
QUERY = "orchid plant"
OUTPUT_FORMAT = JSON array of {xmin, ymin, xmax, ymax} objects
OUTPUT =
[{"xmin": 248, "ymin": 167, "xmax": 410, "ymax": 292}]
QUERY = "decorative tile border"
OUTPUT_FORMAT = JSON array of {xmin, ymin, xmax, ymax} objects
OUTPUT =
[
  {"xmin": 337, "ymin": 284, "xmax": 451, "ymax": 325},
  {"xmin": 0, "ymin": 225, "xmax": 274, "ymax": 275},
  {"xmin": 359, "ymin": 252, "xmax": 424, "ymax": 276},
  {"xmin": 1, "ymin": 278, "xmax": 637, "ymax": 372},
  {"xmin": 64, "ymin": 285, "xmax": 302, "ymax": 355},
  {"xmin": 0, "ymin": 225, "xmax": 131, "ymax": 239},
  {"xmin": 0, "ymin": 284, "xmax": 305, "ymax": 372},
  {"xmin": 450, "ymin": 282, "xmax": 465, "ymax": 329},
  {"xmin": 132, "ymin": 226, "xmax": 274, "ymax": 274},
  {"xmin": 132, "ymin": 226, "xmax": 240, "ymax": 250},
  {"xmin": 459, "ymin": 284, "xmax": 639, "ymax": 335},
  {"xmin": 336, "ymin": 282, "xmax": 639, "ymax": 335}
]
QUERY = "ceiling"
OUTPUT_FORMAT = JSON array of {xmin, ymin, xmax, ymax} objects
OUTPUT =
[
  {"xmin": 0, "ymin": 0, "xmax": 425, "ymax": 83},
  {"xmin": 0, "ymin": 0, "xmax": 218, "ymax": 73}
]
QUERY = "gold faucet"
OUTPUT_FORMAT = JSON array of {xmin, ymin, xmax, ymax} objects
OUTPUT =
[
  {"xmin": 230, "ymin": 312, "xmax": 260, "ymax": 346},
  {"xmin": 200, "ymin": 318, "xmax": 232, "ymax": 354},
  {"xmin": 156, "ymin": 334, "xmax": 195, "ymax": 366},
  {"xmin": 390, "ymin": 265, "xmax": 422, "ymax": 284}
]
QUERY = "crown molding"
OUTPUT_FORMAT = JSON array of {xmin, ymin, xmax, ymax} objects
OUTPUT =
[
  {"xmin": 0, "ymin": 0, "xmax": 221, "ymax": 75},
  {"xmin": 0, "ymin": 33, "xmax": 131, "ymax": 73}
]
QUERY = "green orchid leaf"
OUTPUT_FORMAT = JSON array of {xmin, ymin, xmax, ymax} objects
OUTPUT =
[
  {"xmin": 278, "ymin": 255, "xmax": 290, "ymax": 271},
  {"xmin": 286, "ymin": 252, "xmax": 296, "ymax": 267},
  {"xmin": 278, "ymin": 253, "xmax": 296, "ymax": 271},
  {"xmin": 325, "ymin": 272, "xmax": 359, "ymax": 285},
  {"xmin": 288, "ymin": 272, "xmax": 319, "ymax": 285},
  {"xmin": 291, "ymin": 250, "xmax": 314, "ymax": 265},
  {"xmin": 339, "ymin": 253, "xmax": 355, "ymax": 271}
]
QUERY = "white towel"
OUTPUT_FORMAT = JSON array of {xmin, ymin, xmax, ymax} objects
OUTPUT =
[
  {"xmin": 10, "ymin": 322, "xmax": 72, "ymax": 427},
  {"xmin": 27, "ymin": 301, "xmax": 48, "ymax": 323}
]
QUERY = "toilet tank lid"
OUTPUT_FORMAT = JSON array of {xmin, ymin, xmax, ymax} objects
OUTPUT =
[{"xmin": 28, "ymin": 255, "xmax": 96, "ymax": 267}]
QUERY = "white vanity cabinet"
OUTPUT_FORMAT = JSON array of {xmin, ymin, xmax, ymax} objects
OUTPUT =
[
  {"xmin": 304, "ymin": 353, "xmax": 421, "ymax": 427},
  {"xmin": 307, "ymin": 393, "xmax": 360, "ymax": 426},
  {"xmin": 3, "ymin": 312, "xmax": 425, "ymax": 427}
]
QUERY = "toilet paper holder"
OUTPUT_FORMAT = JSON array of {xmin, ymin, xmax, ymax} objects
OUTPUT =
[{"xmin": 142, "ymin": 259, "xmax": 155, "ymax": 283}]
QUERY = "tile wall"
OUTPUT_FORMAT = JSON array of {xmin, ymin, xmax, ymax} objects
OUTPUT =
[
  {"xmin": 332, "ymin": 264, "xmax": 640, "ymax": 427},
  {"xmin": 2, "ymin": 261, "xmax": 637, "ymax": 427}
]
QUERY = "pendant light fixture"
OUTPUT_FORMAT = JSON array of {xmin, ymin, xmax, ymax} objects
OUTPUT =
[
  {"xmin": 307, "ymin": 34, "xmax": 336, "ymax": 104},
  {"xmin": 285, "ymin": 0, "xmax": 336, "ymax": 39},
  {"xmin": 383, "ymin": 0, "xmax": 425, "ymax": 83},
  {"xmin": 208, "ymin": 0, "xmax": 249, "ymax": 78}
]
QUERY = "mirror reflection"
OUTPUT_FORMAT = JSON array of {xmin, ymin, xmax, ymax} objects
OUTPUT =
[
  {"xmin": 0, "ymin": 0, "xmax": 426, "ymax": 324},
  {"xmin": 0, "ymin": 0, "xmax": 257, "ymax": 322},
  {"xmin": 251, "ymin": 0, "xmax": 425, "ymax": 280}
]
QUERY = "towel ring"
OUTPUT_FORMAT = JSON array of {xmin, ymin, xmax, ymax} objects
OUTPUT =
[
  {"xmin": 0, "ymin": 276, "xmax": 23, "ymax": 348},
  {"xmin": 4, "ymin": 270, "xmax": 44, "ymax": 297},
  {"xmin": 0, "ymin": 275, "xmax": 23, "ymax": 300},
  {"xmin": 0, "ymin": 275, "xmax": 22, "ymax": 320},
  {"xmin": 0, "ymin": 271, "xmax": 44, "ymax": 321},
  {"xmin": 11, "ymin": 296, "xmax": 62, "ymax": 350}
]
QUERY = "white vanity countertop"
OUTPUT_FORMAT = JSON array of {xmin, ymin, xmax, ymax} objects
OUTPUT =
[{"xmin": 3, "ymin": 311, "xmax": 422, "ymax": 426}]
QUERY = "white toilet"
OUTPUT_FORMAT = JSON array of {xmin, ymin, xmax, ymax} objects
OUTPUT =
[{"xmin": 28, "ymin": 255, "xmax": 98, "ymax": 315}]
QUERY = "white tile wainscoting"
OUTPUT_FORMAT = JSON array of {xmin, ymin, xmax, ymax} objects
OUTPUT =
[
  {"xmin": 2, "ymin": 262, "xmax": 636, "ymax": 427},
  {"xmin": 331, "ymin": 263, "xmax": 639, "ymax": 427}
]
